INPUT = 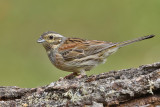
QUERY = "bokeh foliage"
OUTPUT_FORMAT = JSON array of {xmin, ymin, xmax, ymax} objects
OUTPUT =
[{"xmin": 0, "ymin": 0, "xmax": 159, "ymax": 88}]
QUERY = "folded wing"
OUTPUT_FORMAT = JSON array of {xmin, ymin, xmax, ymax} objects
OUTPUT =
[{"xmin": 58, "ymin": 38, "xmax": 117, "ymax": 61}]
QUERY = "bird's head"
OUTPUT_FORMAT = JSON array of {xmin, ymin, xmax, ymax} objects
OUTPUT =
[{"xmin": 37, "ymin": 31, "xmax": 65, "ymax": 51}]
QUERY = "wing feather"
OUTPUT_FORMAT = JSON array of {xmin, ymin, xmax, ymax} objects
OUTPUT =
[{"xmin": 58, "ymin": 38, "xmax": 116, "ymax": 61}]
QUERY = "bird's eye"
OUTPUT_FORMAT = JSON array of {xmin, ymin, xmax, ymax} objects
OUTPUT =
[{"xmin": 49, "ymin": 36, "xmax": 53, "ymax": 40}]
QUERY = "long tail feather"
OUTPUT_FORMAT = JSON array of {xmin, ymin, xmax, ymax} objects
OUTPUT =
[{"xmin": 117, "ymin": 35, "xmax": 155, "ymax": 48}]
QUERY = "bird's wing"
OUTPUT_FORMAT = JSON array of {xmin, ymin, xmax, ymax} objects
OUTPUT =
[{"xmin": 58, "ymin": 38, "xmax": 116, "ymax": 61}]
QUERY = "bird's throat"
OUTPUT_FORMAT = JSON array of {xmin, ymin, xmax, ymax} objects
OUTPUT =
[
  {"xmin": 42, "ymin": 43, "xmax": 52, "ymax": 51},
  {"xmin": 42, "ymin": 42, "xmax": 60, "ymax": 51}
]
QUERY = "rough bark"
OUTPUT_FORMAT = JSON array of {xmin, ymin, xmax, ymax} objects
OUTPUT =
[{"xmin": 0, "ymin": 62, "xmax": 160, "ymax": 107}]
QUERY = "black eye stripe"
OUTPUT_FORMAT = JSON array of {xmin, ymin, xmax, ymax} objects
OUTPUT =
[{"xmin": 54, "ymin": 37, "xmax": 60, "ymax": 40}]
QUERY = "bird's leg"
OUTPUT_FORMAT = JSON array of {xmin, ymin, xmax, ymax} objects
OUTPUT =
[
  {"xmin": 75, "ymin": 70, "xmax": 87, "ymax": 79},
  {"xmin": 80, "ymin": 70, "xmax": 86, "ymax": 76},
  {"xmin": 63, "ymin": 70, "xmax": 87, "ymax": 79},
  {"xmin": 63, "ymin": 72, "xmax": 79, "ymax": 79}
]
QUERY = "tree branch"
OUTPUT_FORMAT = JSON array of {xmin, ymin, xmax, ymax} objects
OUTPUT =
[{"xmin": 0, "ymin": 62, "xmax": 160, "ymax": 107}]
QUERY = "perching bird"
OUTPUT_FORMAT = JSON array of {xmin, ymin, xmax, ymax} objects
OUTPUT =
[{"xmin": 37, "ymin": 31, "xmax": 155, "ymax": 77}]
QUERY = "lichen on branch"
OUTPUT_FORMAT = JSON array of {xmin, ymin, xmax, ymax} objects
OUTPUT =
[{"xmin": 0, "ymin": 62, "xmax": 160, "ymax": 107}]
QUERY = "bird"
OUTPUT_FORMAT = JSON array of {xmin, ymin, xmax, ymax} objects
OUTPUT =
[{"xmin": 37, "ymin": 31, "xmax": 155, "ymax": 78}]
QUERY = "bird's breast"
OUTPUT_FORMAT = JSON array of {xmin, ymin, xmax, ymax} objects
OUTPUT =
[{"xmin": 47, "ymin": 50, "xmax": 70, "ymax": 71}]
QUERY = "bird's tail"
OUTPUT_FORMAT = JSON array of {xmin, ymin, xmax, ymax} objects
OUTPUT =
[{"xmin": 116, "ymin": 35, "xmax": 155, "ymax": 48}]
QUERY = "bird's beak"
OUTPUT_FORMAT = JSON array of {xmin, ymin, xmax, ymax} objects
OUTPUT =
[{"xmin": 37, "ymin": 37, "xmax": 45, "ymax": 43}]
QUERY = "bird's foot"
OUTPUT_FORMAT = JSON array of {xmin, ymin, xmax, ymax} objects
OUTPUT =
[
  {"xmin": 62, "ymin": 71, "xmax": 87, "ymax": 80},
  {"xmin": 75, "ymin": 74, "xmax": 87, "ymax": 79}
]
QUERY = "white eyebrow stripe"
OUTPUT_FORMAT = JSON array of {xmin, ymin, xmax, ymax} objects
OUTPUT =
[{"xmin": 56, "ymin": 34, "xmax": 63, "ymax": 37}]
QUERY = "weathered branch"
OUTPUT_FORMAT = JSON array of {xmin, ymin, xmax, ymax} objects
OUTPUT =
[{"xmin": 0, "ymin": 62, "xmax": 160, "ymax": 107}]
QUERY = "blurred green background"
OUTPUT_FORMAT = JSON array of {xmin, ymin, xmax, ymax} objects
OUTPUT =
[{"xmin": 0, "ymin": 0, "xmax": 159, "ymax": 88}]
